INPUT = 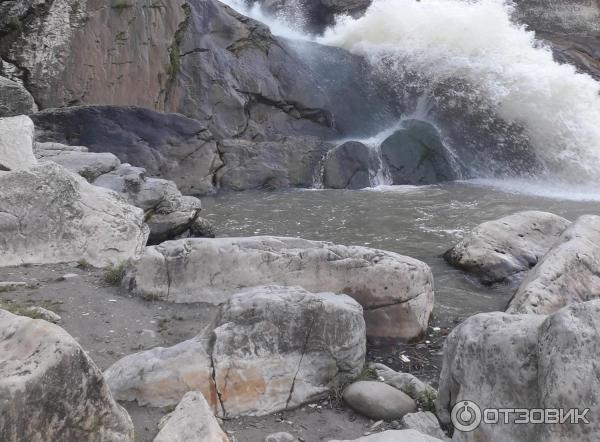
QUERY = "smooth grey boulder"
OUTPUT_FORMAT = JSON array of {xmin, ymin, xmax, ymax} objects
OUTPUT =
[
  {"xmin": 0, "ymin": 76, "xmax": 36, "ymax": 117},
  {"xmin": 105, "ymin": 286, "xmax": 366, "ymax": 417},
  {"xmin": 0, "ymin": 310, "xmax": 134, "ymax": 441},
  {"xmin": 154, "ymin": 391, "xmax": 229, "ymax": 442},
  {"xmin": 444, "ymin": 211, "xmax": 571, "ymax": 284},
  {"xmin": 507, "ymin": 214, "xmax": 600, "ymax": 315},
  {"xmin": 437, "ymin": 300, "xmax": 600, "ymax": 441},
  {"xmin": 0, "ymin": 162, "xmax": 148, "ymax": 267},
  {"xmin": 0, "ymin": 115, "xmax": 37, "ymax": 171},
  {"xmin": 31, "ymin": 106, "xmax": 222, "ymax": 195},
  {"xmin": 323, "ymin": 141, "xmax": 377, "ymax": 189},
  {"xmin": 215, "ymin": 136, "xmax": 332, "ymax": 191},
  {"xmin": 122, "ymin": 236, "xmax": 434, "ymax": 340},
  {"xmin": 329, "ymin": 429, "xmax": 445, "ymax": 442},
  {"xmin": 380, "ymin": 120, "xmax": 458, "ymax": 185},
  {"xmin": 401, "ymin": 412, "xmax": 448, "ymax": 441},
  {"xmin": 343, "ymin": 381, "xmax": 417, "ymax": 420}
]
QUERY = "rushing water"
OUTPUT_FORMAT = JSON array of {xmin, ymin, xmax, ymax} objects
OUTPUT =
[{"xmin": 204, "ymin": 183, "xmax": 600, "ymax": 326}]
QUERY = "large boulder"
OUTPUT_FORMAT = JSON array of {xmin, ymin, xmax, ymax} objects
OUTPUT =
[
  {"xmin": 0, "ymin": 310, "xmax": 134, "ymax": 441},
  {"xmin": 342, "ymin": 381, "xmax": 417, "ymax": 420},
  {"xmin": 0, "ymin": 115, "xmax": 36, "ymax": 171},
  {"xmin": 323, "ymin": 141, "xmax": 377, "ymax": 189},
  {"xmin": 380, "ymin": 120, "xmax": 459, "ymax": 185},
  {"xmin": 0, "ymin": 76, "xmax": 36, "ymax": 117},
  {"xmin": 154, "ymin": 391, "xmax": 229, "ymax": 442},
  {"xmin": 215, "ymin": 136, "xmax": 332, "ymax": 191},
  {"xmin": 31, "ymin": 106, "xmax": 221, "ymax": 194},
  {"xmin": 437, "ymin": 301, "xmax": 600, "ymax": 441},
  {"xmin": 444, "ymin": 211, "xmax": 571, "ymax": 284},
  {"xmin": 122, "ymin": 236, "xmax": 434, "ymax": 340},
  {"xmin": 105, "ymin": 286, "xmax": 366, "ymax": 416},
  {"xmin": 507, "ymin": 214, "xmax": 600, "ymax": 315},
  {"xmin": 0, "ymin": 162, "xmax": 148, "ymax": 267}
]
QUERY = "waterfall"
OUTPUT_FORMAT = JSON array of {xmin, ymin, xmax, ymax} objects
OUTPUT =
[{"xmin": 318, "ymin": 0, "xmax": 600, "ymax": 184}]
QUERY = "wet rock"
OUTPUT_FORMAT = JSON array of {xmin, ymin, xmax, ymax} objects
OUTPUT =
[
  {"xmin": 105, "ymin": 286, "xmax": 366, "ymax": 417},
  {"xmin": 401, "ymin": 412, "xmax": 448, "ymax": 441},
  {"xmin": 343, "ymin": 381, "xmax": 417, "ymax": 420},
  {"xmin": 0, "ymin": 162, "xmax": 148, "ymax": 267},
  {"xmin": 507, "ymin": 214, "xmax": 600, "ymax": 315},
  {"xmin": 380, "ymin": 120, "xmax": 457, "ymax": 185},
  {"xmin": 215, "ymin": 136, "xmax": 332, "ymax": 191},
  {"xmin": 437, "ymin": 300, "xmax": 600, "ymax": 441},
  {"xmin": 323, "ymin": 141, "xmax": 377, "ymax": 189},
  {"xmin": 0, "ymin": 115, "xmax": 36, "ymax": 171},
  {"xmin": 123, "ymin": 236, "xmax": 434, "ymax": 340},
  {"xmin": 0, "ymin": 76, "xmax": 36, "ymax": 117},
  {"xmin": 0, "ymin": 309, "xmax": 134, "ymax": 441},
  {"xmin": 329, "ymin": 429, "xmax": 445, "ymax": 441},
  {"xmin": 154, "ymin": 391, "xmax": 229, "ymax": 442},
  {"xmin": 444, "ymin": 211, "xmax": 571, "ymax": 284},
  {"xmin": 31, "ymin": 106, "xmax": 221, "ymax": 194},
  {"xmin": 265, "ymin": 432, "xmax": 297, "ymax": 442}
]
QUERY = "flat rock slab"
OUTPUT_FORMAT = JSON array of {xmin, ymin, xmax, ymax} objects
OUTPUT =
[
  {"xmin": 444, "ymin": 211, "xmax": 571, "ymax": 284},
  {"xmin": 154, "ymin": 391, "xmax": 229, "ymax": 442},
  {"xmin": 0, "ymin": 309, "xmax": 134, "ymax": 441},
  {"xmin": 123, "ymin": 236, "xmax": 434, "ymax": 340},
  {"xmin": 343, "ymin": 381, "xmax": 416, "ymax": 420},
  {"xmin": 0, "ymin": 162, "xmax": 148, "ymax": 267},
  {"xmin": 105, "ymin": 286, "xmax": 366, "ymax": 417},
  {"xmin": 507, "ymin": 214, "xmax": 600, "ymax": 315}
]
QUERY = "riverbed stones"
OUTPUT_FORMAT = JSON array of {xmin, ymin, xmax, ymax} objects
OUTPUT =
[
  {"xmin": 123, "ymin": 236, "xmax": 434, "ymax": 340},
  {"xmin": 0, "ymin": 115, "xmax": 36, "ymax": 171},
  {"xmin": 444, "ymin": 211, "xmax": 571, "ymax": 284},
  {"xmin": 0, "ymin": 309, "xmax": 134, "ymax": 441},
  {"xmin": 343, "ymin": 381, "xmax": 417, "ymax": 420},
  {"xmin": 323, "ymin": 141, "xmax": 377, "ymax": 189},
  {"xmin": 437, "ymin": 300, "xmax": 600, "ymax": 441},
  {"xmin": 507, "ymin": 214, "xmax": 600, "ymax": 314},
  {"xmin": 380, "ymin": 120, "xmax": 457, "ymax": 185},
  {"xmin": 154, "ymin": 392, "xmax": 229, "ymax": 442},
  {"xmin": 105, "ymin": 286, "xmax": 366, "ymax": 417},
  {"xmin": 329, "ymin": 429, "xmax": 445, "ymax": 442},
  {"xmin": 0, "ymin": 162, "xmax": 148, "ymax": 267}
]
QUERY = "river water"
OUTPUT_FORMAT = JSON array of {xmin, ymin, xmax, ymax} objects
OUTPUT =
[{"xmin": 204, "ymin": 181, "xmax": 600, "ymax": 327}]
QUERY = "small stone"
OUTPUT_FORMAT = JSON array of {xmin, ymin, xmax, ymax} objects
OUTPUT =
[{"xmin": 265, "ymin": 432, "xmax": 296, "ymax": 442}]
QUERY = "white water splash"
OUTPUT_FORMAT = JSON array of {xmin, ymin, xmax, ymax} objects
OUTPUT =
[{"xmin": 318, "ymin": 0, "xmax": 600, "ymax": 184}]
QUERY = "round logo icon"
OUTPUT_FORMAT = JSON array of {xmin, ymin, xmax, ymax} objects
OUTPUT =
[{"xmin": 451, "ymin": 400, "xmax": 482, "ymax": 432}]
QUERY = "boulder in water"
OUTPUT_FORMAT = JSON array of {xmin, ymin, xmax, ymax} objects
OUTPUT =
[
  {"xmin": 380, "ymin": 120, "xmax": 457, "ymax": 185},
  {"xmin": 507, "ymin": 214, "xmax": 600, "ymax": 315},
  {"xmin": 323, "ymin": 141, "xmax": 377, "ymax": 189},
  {"xmin": 444, "ymin": 211, "xmax": 571, "ymax": 284}
]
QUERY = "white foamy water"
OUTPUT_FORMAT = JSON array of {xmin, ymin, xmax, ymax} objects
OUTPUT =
[{"xmin": 318, "ymin": 0, "xmax": 600, "ymax": 184}]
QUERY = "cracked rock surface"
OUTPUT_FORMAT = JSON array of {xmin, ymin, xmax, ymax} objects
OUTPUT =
[
  {"xmin": 122, "ymin": 236, "xmax": 434, "ymax": 340},
  {"xmin": 104, "ymin": 285, "xmax": 366, "ymax": 417}
]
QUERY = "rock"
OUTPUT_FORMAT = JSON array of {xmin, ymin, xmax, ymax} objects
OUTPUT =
[
  {"xmin": 437, "ymin": 301, "xmax": 600, "ymax": 441},
  {"xmin": 215, "ymin": 136, "xmax": 332, "ymax": 191},
  {"xmin": 323, "ymin": 141, "xmax": 377, "ymax": 189},
  {"xmin": 380, "ymin": 120, "xmax": 458, "ymax": 185},
  {"xmin": 123, "ymin": 236, "xmax": 434, "ymax": 340},
  {"xmin": 35, "ymin": 141, "xmax": 89, "ymax": 153},
  {"xmin": 0, "ymin": 115, "xmax": 36, "ymax": 171},
  {"xmin": 444, "ymin": 211, "xmax": 571, "ymax": 284},
  {"xmin": 265, "ymin": 432, "xmax": 297, "ymax": 442},
  {"xmin": 24, "ymin": 306, "xmax": 61, "ymax": 323},
  {"xmin": 146, "ymin": 211, "xmax": 200, "ymax": 246},
  {"xmin": 105, "ymin": 285, "xmax": 366, "ymax": 417},
  {"xmin": 190, "ymin": 217, "xmax": 216, "ymax": 238},
  {"xmin": 329, "ymin": 429, "xmax": 445, "ymax": 442},
  {"xmin": 0, "ymin": 162, "xmax": 148, "ymax": 267},
  {"xmin": 37, "ymin": 150, "xmax": 120, "ymax": 181},
  {"xmin": 401, "ymin": 412, "xmax": 448, "ymax": 441},
  {"xmin": 343, "ymin": 381, "xmax": 417, "ymax": 420},
  {"xmin": 370, "ymin": 363, "xmax": 436, "ymax": 399},
  {"xmin": 0, "ymin": 309, "xmax": 134, "ymax": 441},
  {"xmin": 507, "ymin": 214, "xmax": 600, "ymax": 315},
  {"xmin": 154, "ymin": 391, "xmax": 229, "ymax": 442},
  {"xmin": 31, "ymin": 106, "xmax": 221, "ymax": 194},
  {"xmin": 0, "ymin": 76, "xmax": 36, "ymax": 117},
  {"xmin": 0, "ymin": 282, "xmax": 28, "ymax": 292}
]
